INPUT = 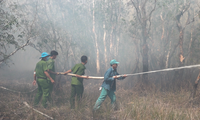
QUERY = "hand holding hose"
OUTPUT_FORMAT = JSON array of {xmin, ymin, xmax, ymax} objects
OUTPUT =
[
  {"xmin": 113, "ymin": 74, "xmax": 127, "ymax": 79},
  {"xmin": 113, "ymin": 76, "xmax": 120, "ymax": 79},
  {"xmin": 123, "ymin": 74, "xmax": 127, "ymax": 77}
]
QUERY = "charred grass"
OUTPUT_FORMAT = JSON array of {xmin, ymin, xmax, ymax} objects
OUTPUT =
[{"xmin": 1, "ymin": 79, "xmax": 200, "ymax": 120}]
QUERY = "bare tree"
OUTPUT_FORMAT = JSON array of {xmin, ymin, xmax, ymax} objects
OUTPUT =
[
  {"xmin": 0, "ymin": 1, "xmax": 37, "ymax": 64},
  {"xmin": 130, "ymin": 0, "xmax": 156, "ymax": 85}
]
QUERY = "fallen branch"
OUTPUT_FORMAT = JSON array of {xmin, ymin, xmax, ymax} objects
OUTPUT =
[
  {"xmin": 23, "ymin": 102, "xmax": 54, "ymax": 120},
  {"xmin": 0, "ymin": 86, "xmax": 37, "ymax": 93}
]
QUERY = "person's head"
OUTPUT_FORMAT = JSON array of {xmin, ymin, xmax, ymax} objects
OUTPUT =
[
  {"xmin": 50, "ymin": 50, "xmax": 58, "ymax": 59},
  {"xmin": 81, "ymin": 55, "xmax": 88, "ymax": 64},
  {"xmin": 40, "ymin": 52, "xmax": 50, "ymax": 61},
  {"xmin": 110, "ymin": 59, "xmax": 119, "ymax": 69}
]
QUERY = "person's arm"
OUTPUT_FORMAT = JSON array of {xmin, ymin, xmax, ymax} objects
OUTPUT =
[
  {"xmin": 116, "ymin": 74, "xmax": 127, "ymax": 80},
  {"xmin": 64, "ymin": 69, "xmax": 72, "ymax": 75},
  {"xmin": 43, "ymin": 62, "xmax": 54, "ymax": 83},
  {"xmin": 47, "ymin": 60, "xmax": 59, "ymax": 75},
  {"xmin": 48, "ymin": 70, "xmax": 59, "ymax": 75},
  {"xmin": 115, "ymin": 72, "xmax": 127, "ymax": 80},
  {"xmin": 33, "ymin": 71, "xmax": 37, "ymax": 85},
  {"xmin": 104, "ymin": 69, "xmax": 115, "ymax": 81},
  {"xmin": 195, "ymin": 72, "xmax": 200, "ymax": 84},
  {"xmin": 44, "ymin": 71, "xmax": 54, "ymax": 83}
]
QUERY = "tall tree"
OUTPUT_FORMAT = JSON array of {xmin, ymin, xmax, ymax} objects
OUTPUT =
[
  {"xmin": 92, "ymin": 0, "xmax": 100, "ymax": 74},
  {"xmin": 130, "ymin": 0, "xmax": 156, "ymax": 85}
]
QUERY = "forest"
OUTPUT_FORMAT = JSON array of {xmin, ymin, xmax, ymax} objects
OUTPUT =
[{"xmin": 1, "ymin": 0, "xmax": 200, "ymax": 119}]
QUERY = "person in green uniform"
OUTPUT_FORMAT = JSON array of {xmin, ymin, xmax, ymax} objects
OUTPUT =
[
  {"xmin": 32, "ymin": 52, "xmax": 55, "ymax": 108},
  {"xmin": 64, "ymin": 55, "xmax": 89, "ymax": 109},
  {"xmin": 47, "ymin": 50, "xmax": 59, "ymax": 104}
]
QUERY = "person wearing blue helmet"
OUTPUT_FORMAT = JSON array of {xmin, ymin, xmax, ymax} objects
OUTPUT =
[
  {"xmin": 93, "ymin": 59, "xmax": 127, "ymax": 111},
  {"xmin": 32, "ymin": 52, "xmax": 55, "ymax": 108}
]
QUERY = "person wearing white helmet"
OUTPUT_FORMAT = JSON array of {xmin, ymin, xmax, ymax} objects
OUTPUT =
[{"xmin": 93, "ymin": 59, "xmax": 127, "ymax": 111}]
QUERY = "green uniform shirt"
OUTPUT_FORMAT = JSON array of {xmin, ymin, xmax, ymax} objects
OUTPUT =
[
  {"xmin": 71, "ymin": 63, "xmax": 86, "ymax": 85},
  {"xmin": 35, "ymin": 60, "xmax": 48, "ymax": 79},
  {"xmin": 47, "ymin": 58, "xmax": 55, "ymax": 80}
]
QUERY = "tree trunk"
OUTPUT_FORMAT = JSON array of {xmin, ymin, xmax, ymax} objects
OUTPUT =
[
  {"xmin": 103, "ymin": 23, "xmax": 108, "ymax": 69},
  {"xmin": 172, "ymin": 3, "xmax": 190, "ymax": 88},
  {"xmin": 142, "ymin": 24, "xmax": 149, "ymax": 84},
  {"xmin": 110, "ymin": 26, "xmax": 114, "ymax": 59},
  {"xmin": 115, "ymin": 35, "xmax": 120, "ymax": 58},
  {"xmin": 93, "ymin": 0, "xmax": 100, "ymax": 74},
  {"xmin": 131, "ymin": 0, "xmax": 156, "ymax": 88}
]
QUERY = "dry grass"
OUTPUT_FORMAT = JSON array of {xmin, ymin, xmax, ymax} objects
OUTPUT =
[{"xmin": 1, "ymin": 79, "xmax": 200, "ymax": 120}]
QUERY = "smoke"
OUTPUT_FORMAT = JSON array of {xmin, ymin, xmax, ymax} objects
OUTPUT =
[
  {"xmin": 1, "ymin": 0, "xmax": 199, "ymax": 86},
  {"xmin": 0, "ymin": 46, "xmax": 40, "ymax": 80}
]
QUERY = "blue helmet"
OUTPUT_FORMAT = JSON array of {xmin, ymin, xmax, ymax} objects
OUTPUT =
[
  {"xmin": 40, "ymin": 52, "xmax": 50, "ymax": 59},
  {"xmin": 110, "ymin": 59, "xmax": 119, "ymax": 66}
]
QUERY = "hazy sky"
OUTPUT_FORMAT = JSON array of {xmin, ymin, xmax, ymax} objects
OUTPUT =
[{"xmin": 0, "ymin": 46, "xmax": 40, "ymax": 71}]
